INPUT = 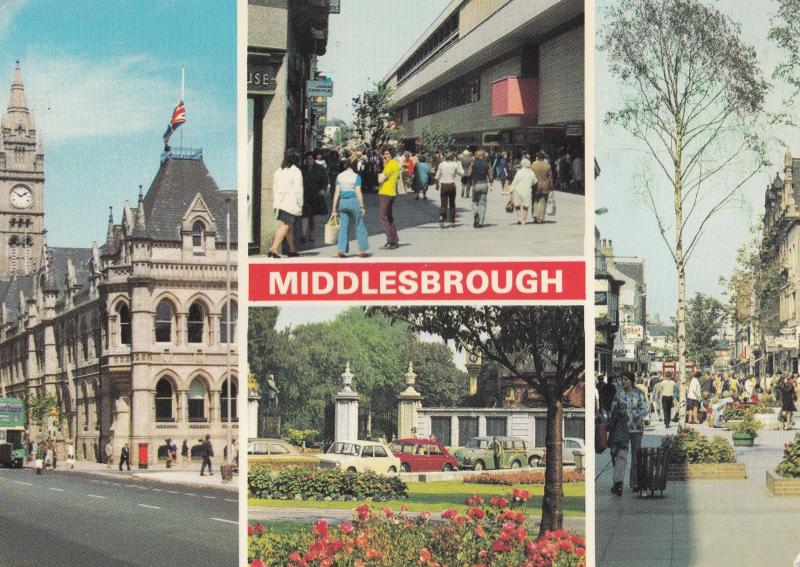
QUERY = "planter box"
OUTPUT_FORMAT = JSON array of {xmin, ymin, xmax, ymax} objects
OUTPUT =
[
  {"xmin": 754, "ymin": 412, "xmax": 782, "ymax": 431},
  {"xmin": 766, "ymin": 470, "xmax": 800, "ymax": 495},
  {"xmin": 732, "ymin": 432, "xmax": 755, "ymax": 447},
  {"xmin": 725, "ymin": 419, "xmax": 742, "ymax": 431},
  {"xmin": 667, "ymin": 462, "xmax": 746, "ymax": 481}
]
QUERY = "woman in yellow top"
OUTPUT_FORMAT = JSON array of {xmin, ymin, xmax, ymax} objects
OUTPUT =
[{"xmin": 378, "ymin": 146, "xmax": 400, "ymax": 249}]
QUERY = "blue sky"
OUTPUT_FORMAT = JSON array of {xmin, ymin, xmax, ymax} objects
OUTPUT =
[
  {"xmin": 596, "ymin": 0, "xmax": 800, "ymax": 319},
  {"xmin": 320, "ymin": 0, "xmax": 450, "ymax": 122},
  {"xmin": 0, "ymin": 0, "xmax": 235, "ymax": 247}
]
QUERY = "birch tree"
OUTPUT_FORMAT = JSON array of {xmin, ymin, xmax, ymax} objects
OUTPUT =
[{"xmin": 600, "ymin": 0, "xmax": 769, "ymax": 420}]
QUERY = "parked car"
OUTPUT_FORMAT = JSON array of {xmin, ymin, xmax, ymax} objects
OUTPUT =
[
  {"xmin": 453, "ymin": 436, "xmax": 538, "ymax": 471},
  {"xmin": 247, "ymin": 438, "xmax": 319, "ymax": 467},
  {"xmin": 389, "ymin": 438, "xmax": 458, "ymax": 472},
  {"xmin": 537, "ymin": 437, "xmax": 586, "ymax": 466},
  {"xmin": 318, "ymin": 440, "xmax": 400, "ymax": 474}
]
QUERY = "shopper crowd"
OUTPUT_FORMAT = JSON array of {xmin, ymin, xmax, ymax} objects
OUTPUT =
[{"xmin": 267, "ymin": 144, "xmax": 583, "ymax": 258}]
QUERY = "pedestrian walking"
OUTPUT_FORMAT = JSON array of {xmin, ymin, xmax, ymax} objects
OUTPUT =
[
  {"xmin": 181, "ymin": 439, "xmax": 189, "ymax": 465},
  {"xmin": 531, "ymin": 152, "xmax": 552, "ymax": 223},
  {"xmin": 105, "ymin": 440, "xmax": 114, "ymax": 468},
  {"xmin": 267, "ymin": 148, "xmax": 303, "ymax": 258},
  {"xmin": 509, "ymin": 158, "xmax": 535, "ymax": 224},
  {"xmin": 686, "ymin": 372, "xmax": 703, "ymax": 424},
  {"xmin": 332, "ymin": 154, "xmax": 369, "ymax": 258},
  {"xmin": 492, "ymin": 436, "xmax": 503, "ymax": 470},
  {"xmin": 67, "ymin": 443, "xmax": 75, "ymax": 469},
  {"xmin": 434, "ymin": 151, "xmax": 464, "ymax": 228},
  {"xmin": 608, "ymin": 373, "xmax": 648, "ymax": 495},
  {"xmin": 377, "ymin": 146, "xmax": 401, "ymax": 250},
  {"xmin": 657, "ymin": 374, "xmax": 676, "ymax": 427},
  {"xmin": 35, "ymin": 442, "xmax": 44, "ymax": 474},
  {"xmin": 300, "ymin": 151, "xmax": 329, "ymax": 245},
  {"xmin": 119, "ymin": 443, "xmax": 131, "ymax": 471},
  {"xmin": 470, "ymin": 149, "xmax": 493, "ymax": 228},
  {"xmin": 44, "ymin": 440, "xmax": 54, "ymax": 471},
  {"xmin": 459, "ymin": 149, "xmax": 473, "ymax": 198},
  {"xmin": 494, "ymin": 151, "xmax": 509, "ymax": 194},
  {"xmin": 412, "ymin": 154, "xmax": 431, "ymax": 200},
  {"xmin": 200, "ymin": 434, "xmax": 214, "ymax": 476},
  {"xmin": 780, "ymin": 376, "xmax": 797, "ymax": 429},
  {"xmin": 557, "ymin": 152, "xmax": 572, "ymax": 192}
]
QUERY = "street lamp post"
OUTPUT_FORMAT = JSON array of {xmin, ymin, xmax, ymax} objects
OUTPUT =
[{"xmin": 225, "ymin": 196, "xmax": 232, "ymax": 477}]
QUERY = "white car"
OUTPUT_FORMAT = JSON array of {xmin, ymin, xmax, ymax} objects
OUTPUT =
[{"xmin": 318, "ymin": 440, "xmax": 400, "ymax": 474}]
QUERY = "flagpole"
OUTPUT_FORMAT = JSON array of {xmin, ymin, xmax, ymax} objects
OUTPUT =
[{"xmin": 180, "ymin": 67, "xmax": 184, "ymax": 152}]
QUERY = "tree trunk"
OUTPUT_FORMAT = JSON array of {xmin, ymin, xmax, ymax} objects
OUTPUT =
[
  {"xmin": 674, "ymin": 133, "xmax": 687, "ymax": 426},
  {"xmin": 538, "ymin": 394, "xmax": 564, "ymax": 538}
]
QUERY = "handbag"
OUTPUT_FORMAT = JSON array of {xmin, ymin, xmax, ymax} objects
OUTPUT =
[
  {"xmin": 595, "ymin": 418, "xmax": 608, "ymax": 454},
  {"xmin": 546, "ymin": 191, "xmax": 557, "ymax": 216},
  {"xmin": 505, "ymin": 199, "xmax": 514, "ymax": 213},
  {"xmin": 324, "ymin": 213, "xmax": 340, "ymax": 245},
  {"xmin": 396, "ymin": 171, "xmax": 407, "ymax": 195}
]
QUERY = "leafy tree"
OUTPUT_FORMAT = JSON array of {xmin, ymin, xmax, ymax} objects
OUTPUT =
[
  {"xmin": 351, "ymin": 83, "xmax": 404, "ymax": 151},
  {"xmin": 601, "ymin": 0, "xmax": 769, "ymax": 421},
  {"xmin": 769, "ymin": 0, "xmax": 800, "ymax": 125},
  {"xmin": 419, "ymin": 124, "xmax": 455, "ymax": 156},
  {"xmin": 370, "ymin": 306, "xmax": 584, "ymax": 537},
  {"xmin": 326, "ymin": 118, "xmax": 353, "ymax": 148},
  {"xmin": 685, "ymin": 293, "xmax": 725, "ymax": 368}
]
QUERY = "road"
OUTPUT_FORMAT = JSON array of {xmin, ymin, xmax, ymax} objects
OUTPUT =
[
  {"xmin": 256, "ymin": 181, "xmax": 585, "ymax": 258},
  {"xmin": 0, "ymin": 467, "xmax": 238, "ymax": 567}
]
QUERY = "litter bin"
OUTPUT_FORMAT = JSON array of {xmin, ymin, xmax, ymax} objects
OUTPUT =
[
  {"xmin": 572, "ymin": 449, "xmax": 584, "ymax": 473},
  {"xmin": 138, "ymin": 442, "xmax": 149, "ymax": 470},
  {"xmin": 220, "ymin": 463, "xmax": 234, "ymax": 481}
]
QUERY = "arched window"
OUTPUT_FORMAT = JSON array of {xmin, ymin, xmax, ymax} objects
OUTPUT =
[
  {"xmin": 155, "ymin": 378, "xmax": 174, "ymax": 421},
  {"xmin": 117, "ymin": 304, "xmax": 131, "ymax": 345},
  {"xmin": 219, "ymin": 301, "xmax": 237, "ymax": 344},
  {"xmin": 9, "ymin": 218, "xmax": 16, "ymax": 228},
  {"xmin": 154, "ymin": 300, "xmax": 173, "ymax": 343},
  {"xmin": 188, "ymin": 378, "xmax": 207, "ymax": 421},
  {"xmin": 221, "ymin": 377, "xmax": 238, "ymax": 421},
  {"xmin": 187, "ymin": 302, "xmax": 205, "ymax": 344},
  {"xmin": 8, "ymin": 236, "xmax": 18, "ymax": 274},
  {"xmin": 192, "ymin": 220, "xmax": 205, "ymax": 249},
  {"xmin": 79, "ymin": 321, "xmax": 89, "ymax": 361}
]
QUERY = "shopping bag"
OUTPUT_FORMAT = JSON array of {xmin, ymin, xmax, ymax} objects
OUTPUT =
[
  {"xmin": 35, "ymin": 458, "xmax": 43, "ymax": 474},
  {"xmin": 547, "ymin": 191, "xmax": 557, "ymax": 216},
  {"xmin": 505, "ymin": 200, "xmax": 514, "ymax": 213},
  {"xmin": 595, "ymin": 419, "xmax": 608, "ymax": 454},
  {"xmin": 396, "ymin": 174, "xmax": 407, "ymax": 195},
  {"xmin": 324, "ymin": 214, "xmax": 340, "ymax": 245}
]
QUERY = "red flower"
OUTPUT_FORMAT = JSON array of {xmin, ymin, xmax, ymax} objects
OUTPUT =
[
  {"xmin": 420, "ymin": 511, "xmax": 431, "ymax": 521},
  {"xmin": 383, "ymin": 507, "xmax": 394, "ymax": 518},
  {"xmin": 251, "ymin": 560, "xmax": 266, "ymax": 567},
  {"xmin": 356, "ymin": 504, "xmax": 370, "ymax": 520},
  {"xmin": 419, "ymin": 548, "xmax": 432, "ymax": 562},
  {"xmin": 475, "ymin": 525, "xmax": 486, "ymax": 538},
  {"xmin": 339, "ymin": 522, "xmax": 354, "ymax": 535},
  {"xmin": 492, "ymin": 540, "xmax": 512, "ymax": 553},
  {"xmin": 367, "ymin": 548, "xmax": 382, "ymax": 560},
  {"xmin": 247, "ymin": 524, "xmax": 255, "ymax": 536},
  {"xmin": 255, "ymin": 524, "xmax": 265, "ymax": 534},
  {"xmin": 441, "ymin": 509, "xmax": 457, "ymax": 519},
  {"xmin": 312, "ymin": 519, "xmax": 329, "ymax": 538},
  {"xmin": 401, "ymin": 503, "xmax": 409, "ymax": 512},
  {"xmin": 467, "ymin": 507, "xmax": 485, "ymax": 520},
  {"xmin": 515, "ymin": 512, "xmax": 526, "ymax": 524}
]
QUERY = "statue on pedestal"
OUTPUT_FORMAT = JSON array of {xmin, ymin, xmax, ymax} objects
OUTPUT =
[{"xmin": 265, "ymin": 374, "xmax": 279, "ymax": 410}]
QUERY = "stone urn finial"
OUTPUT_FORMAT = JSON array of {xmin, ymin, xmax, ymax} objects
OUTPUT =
[
  {"xmin": 341, "ymin": 361, "xmax": 354, "ymax": 390},
  {"xmin": 405, "ymin": 361, "xmax": 416, "ymax": 386}
]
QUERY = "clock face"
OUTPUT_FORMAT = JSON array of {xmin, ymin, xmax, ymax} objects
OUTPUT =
[
  {"xmin": 468, "ymin": 353, "xmax": 479, "ymax": 364},
  {"xmin": 10, "ymin": 185, "xmax": 33, "ymax": 209}
]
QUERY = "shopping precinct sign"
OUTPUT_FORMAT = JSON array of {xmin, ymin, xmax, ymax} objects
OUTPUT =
[
  {"xmin": 249, "ymin": 261, "xmax": 586, "ymax": 302},
  {"xmin": 307, "ymin": 78, "xmax": 333, "ymax": 97}
]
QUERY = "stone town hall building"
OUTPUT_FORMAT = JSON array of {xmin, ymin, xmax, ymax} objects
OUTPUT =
[{"xmin": 0, "ymin": 64, "xmax": 238, "ymax": 465}]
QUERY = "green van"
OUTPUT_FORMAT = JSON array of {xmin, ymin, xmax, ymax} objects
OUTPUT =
[{"xmin": 453, "ymin": 436, "xmax": 542, "ymax": 471}]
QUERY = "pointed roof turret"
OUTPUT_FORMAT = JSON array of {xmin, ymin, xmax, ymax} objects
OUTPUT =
[
  {"xmin": 132, "ymin": 185, "xmax": 149, "ymax": 238},
  {"xmin": 2, "ymin": 61, "xmax": 35, "ymax": 141}
]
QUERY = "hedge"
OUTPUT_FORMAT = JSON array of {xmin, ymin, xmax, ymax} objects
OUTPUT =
[
  {"xmin": 248, "ymin": 464, "xmax": 407, "ymax": 501},
  {"xmin": 660, "ymin": 427, "xmax": 735, "ymax": 465}
]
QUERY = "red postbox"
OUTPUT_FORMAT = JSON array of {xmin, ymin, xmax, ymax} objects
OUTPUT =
[{"xmin": 138, "ymin": 442, "xmax": 148, "ymax": 469}]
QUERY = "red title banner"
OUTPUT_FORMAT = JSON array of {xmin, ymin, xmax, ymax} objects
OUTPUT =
[{"xmin": 249, "ymin": 261, "xmax": 585, "ymax": 302}]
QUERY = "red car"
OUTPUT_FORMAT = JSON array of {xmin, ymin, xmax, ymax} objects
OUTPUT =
[{"xmin": 389, "ymin": 438, "xmax": 458, "ymax": 472}]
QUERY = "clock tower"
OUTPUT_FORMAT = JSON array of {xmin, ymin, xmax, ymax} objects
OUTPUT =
[{"xmin": 0, "ymin": 62, "xmax": 45, "ymax": 278}]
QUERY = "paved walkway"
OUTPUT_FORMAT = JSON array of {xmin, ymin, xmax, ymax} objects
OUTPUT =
[
  {"xmin": 250, "ymin": 505, "xmax": 585, "ymax": 535},
  {"xmin": 23, "ymin": 459, "xmax": 239, "ymax": 492},
  {"xmin": 596, "ymin": 418, "xmax": 800, "ymax": 566},
  {"xmin": 254, "ymin": 180, "xmax": 585, "ymax": 259}
]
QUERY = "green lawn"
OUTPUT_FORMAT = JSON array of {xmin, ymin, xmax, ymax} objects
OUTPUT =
[{"xmin": 249, "ymin": 480, "xmax": 585, "ymax": 516}]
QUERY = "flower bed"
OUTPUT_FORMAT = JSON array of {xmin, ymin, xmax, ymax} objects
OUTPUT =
[
  {"xmin": 248, "ymin": 492, "xmax": 585, "ymax": 566},
  {"xmin": 776, "ymin": 432, "xmax": 800, "ymax": 478},
  {"xmin": 463, "ymin": 470, "xmax": 586, "ymax": 486},
  {"xmin": 660, "ymin": 427, "xmax": 736, "ymax": 464},
  {"xmin": 248, "ymin": 465, "xmax": 407, "ymax": 501}
]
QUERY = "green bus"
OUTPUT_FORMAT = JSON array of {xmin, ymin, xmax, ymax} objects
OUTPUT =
[{"xmin": 0, "ymin": 397, "xmax": 26, "ymax": 467}]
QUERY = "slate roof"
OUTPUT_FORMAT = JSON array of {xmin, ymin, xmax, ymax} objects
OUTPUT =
[
  {"xmin": 141, "ymin": 156, "xmax": 237, "ymax": 243},
  {"xmin": 49, "ymin": 247, "xmax": 93, "ymax": 293},
  {"xmin": 0, "ymin": 274, "xmax": 34, "ymax": 320},
  {"xmin": 615, "ymin": 261, "xmax": 644, "ymax": 287}
]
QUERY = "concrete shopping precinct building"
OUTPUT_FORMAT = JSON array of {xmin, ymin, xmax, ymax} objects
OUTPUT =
[
  {"xmin": 0, "ymin": 65, "xmax": 239, "ymax": 466},
  {"xmin": 384, "ymin": 0, "xmax": 584, "ymax": 165}
]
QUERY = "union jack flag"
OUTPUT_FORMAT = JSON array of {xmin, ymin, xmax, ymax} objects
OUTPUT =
[{"xmin": 163, "ymin": 99, "xmax": 186, "ymax": 144}]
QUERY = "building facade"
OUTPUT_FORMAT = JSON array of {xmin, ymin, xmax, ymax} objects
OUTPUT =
[
  {"xmin": 384, "ymin": 0, "xmax": 584, "ymax": 161},
  {"xmin": 594, "ymin": 229, "xmax": 622, "ymax": 374},
  {"xmin": 0, "ymin": 67, "xmax": 238, "ymax": 465},
  {"xmin": 248, "ymin": 0, "xmax": 331, "ymax": 254}
]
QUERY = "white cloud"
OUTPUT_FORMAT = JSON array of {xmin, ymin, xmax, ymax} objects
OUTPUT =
[
  {"xmin": 0, "ymin": 0, "xmax": 27, "ymax": 37},
  {"xmin": 4, "ymin": 51, "xmax": 231, "ymax": 142}
]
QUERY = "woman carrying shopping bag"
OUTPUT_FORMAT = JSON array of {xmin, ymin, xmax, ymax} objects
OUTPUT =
[{"xmin": 331, "ymin": 154, "xmax": 369, "ymax": 258}]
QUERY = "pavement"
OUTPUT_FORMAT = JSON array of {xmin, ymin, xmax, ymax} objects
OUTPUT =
[
  {"xmin": 596, "ymin": 416, "xmax": 800, "ymax": 567},
  {"xmin": 254, "ymin": 180, "xmax": 585, "ymax": 258},
  {"xmin": 21, "ymin": 458, "xmax": 240, "ymax": 492},
  {"xmin": 249, "ymin": 505, "xmax": 585, "ymax": 536},
  {"xmin": 0, "ymin": 466, "xmax": 238, "ymax": 566}
]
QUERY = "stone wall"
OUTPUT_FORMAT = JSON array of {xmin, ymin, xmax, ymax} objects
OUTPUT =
[
  {"xmin": 667, "ymin": 462, "xmax": 747, "ymax": 481},
  {"xmin": 766, "ymin": 470, "xmax": 800, "ymax": 496}
]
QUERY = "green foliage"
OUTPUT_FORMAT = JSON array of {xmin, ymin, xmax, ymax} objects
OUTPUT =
[
  {"xmin": 283, "ymin": 428, "xmax": 318, "ymax": 447},
  {"xmin": 733, "ymin": 414, "xmax": 762, "ymax": 437},
  {"xmin": 418, "ymin": 124, "xmax": 455, "ymax": 156},
  {"xmin": 769, "ymin": 0, "xmax": 800, "ymax": 125},
  {"xmin": 351, "ymin": 83, "xmax": 404, "ymax": 151},
  {"xmin": 685, "ymin": 293, "xmax": 725, "ymax": 369},
  {"xmin": 27, "ymin": 394, "xmax": 60, "ymax": 426},
  {"xmin": 776, "ymin": 432, "xmax": 800, "ymax": 477},
  {"xmin": 248, "ymin": 307, "xmax": 467, "ymax": 435},
  {"xmin": 661, "ymin": 427, "xmax": 736, "ymax": 464},
  {"xmin": 247, "ymin": 464, "xmax": 407, "ymax": 501}
]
